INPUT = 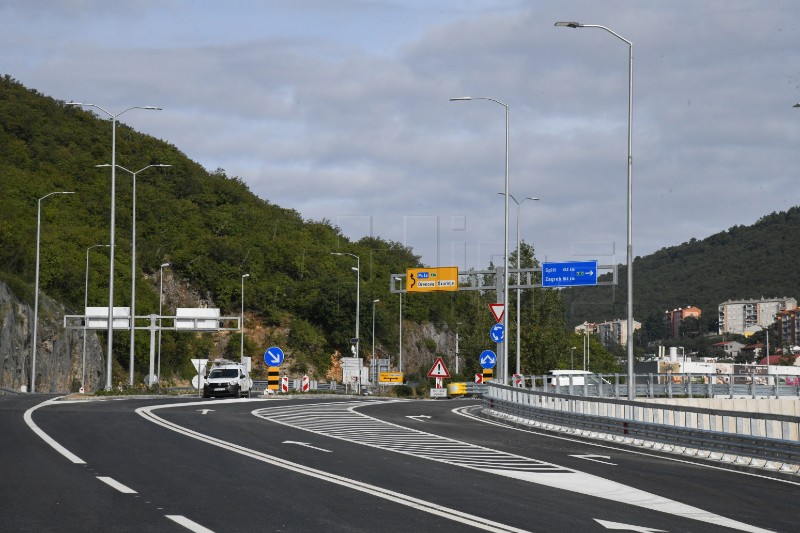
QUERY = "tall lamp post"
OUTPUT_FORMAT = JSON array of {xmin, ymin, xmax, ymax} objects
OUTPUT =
[
  {"xmin": 451, "ymin": 96, "xmax": 511, "ymax": 384},
  {"xmin": 31, "ymin": 191, "xmax": 75, "ymax": 393},
  {"xmin": 157, "ymin": 262, "xmax": 170, "ymax": 382},
  {"xmin": 555, "ymin": 21, "xmax": 635, "ymax": 399},
  {"xmin": 241, "ymin": 273, "xmax": 250, "ymax": 361},
  {"xmin": 331, "ymin": 253, "xmax": 361, "ymax": 361},
  {"xmin": 83, "ymin": 243, "xmax": 110, "ymax": 391},
  {"xmin": 67, "ymin": 102, "xmax": 161, "ymax": 390},
  {"xmin": 97, "ymin": 163, "xmax": 171, "ymax": 385},
  {"xmin": 371, "ymin": 299, "xmax": 380, "ymax": 385},
  {"xmin": 499, "ymin": 192, "xmax": 539, "ymax": 375},
  {"xmin": 394, "ymin": 276, "xmax": 403, "ymax": 373}
]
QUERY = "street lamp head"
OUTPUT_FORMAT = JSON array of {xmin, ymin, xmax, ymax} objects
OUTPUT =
[
  {"xmin": 794, "ymin": 102, "xmax": 800, "ymax": 108},
  {"xmin": 242, "ymin": 273, "xmax": 250, "ymax": 279},
  {"xmin": 450, "ymin": 97, "xmax": 472, "ymax": 101},
  {"xmin": 160, "ymin": 262, "xmax": 170, "ymax": 268},
  {"xmin": 555, "ymin": 21, "xmax": 583, "ymax": 28},
  {"xmin": 373, "ymin": 299, "xmax": 380, "ymax": 303},
  {"xmin": 527, "ymin": 197, "xmax": 540, "ymax": 202},
  {"xmin": 351, "ymin": 266, "xmax": 359, "ymax": 272}
]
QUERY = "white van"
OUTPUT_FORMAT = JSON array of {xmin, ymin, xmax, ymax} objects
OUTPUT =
[
  {"xmin": 203, "ymin": 359, "xmax": 252, "ymax": 398},
  {"xmin": 547, "ymin": 370, "xmax": 609, "ymax": 387}
]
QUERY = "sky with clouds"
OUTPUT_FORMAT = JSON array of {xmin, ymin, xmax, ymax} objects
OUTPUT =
[{"xmin": 3, "ymin": 0, "xmax": 799, "ymax": 273}]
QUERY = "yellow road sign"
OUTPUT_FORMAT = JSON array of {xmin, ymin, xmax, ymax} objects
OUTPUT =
[
  {"xmin": 379, "ymin": 372, "xmax": 404, "ymax": 384},
  {"xmin": 406, "ymin": 266, "xmax": 458, "ymax": 292}
]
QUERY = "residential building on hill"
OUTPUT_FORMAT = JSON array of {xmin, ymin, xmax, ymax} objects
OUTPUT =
[
  {"xmin": 595, "ymin": 318, "xmax": 641, "ymax": 348},
  {"xmin": 664, "ymin": 306, "xmax": 702, "ymax": 338},
  {"xmin": 776, "ymin": 309, "xmax": 800, "ymax": 349},
  {"xmin": 717, "ymin": 297, "xmax": 796, "ymax": 335}
]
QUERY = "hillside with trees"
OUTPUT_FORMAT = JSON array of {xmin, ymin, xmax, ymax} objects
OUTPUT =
[{"xmin": 1, "ymin": 76, "xmax": 605, "ymax": 391}]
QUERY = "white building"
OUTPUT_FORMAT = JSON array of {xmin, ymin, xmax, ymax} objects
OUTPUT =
[
  {"xmin": 717, "ymin": 297, "xmax": 797, "ymax": 335},
  {"xmin": 596, "ymin": 318, "xmax": 641, "ymax": 348}
]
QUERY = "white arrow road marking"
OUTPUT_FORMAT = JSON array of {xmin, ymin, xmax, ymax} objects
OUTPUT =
[
  {"xmin": 198, "ymin": 409, "xmax": 214, "ymax": 415},
  {"xmin": 595, "ymin": 519, "xmax": 666, "ymax": 532},
  {"xmin": 571, "ymin": 454, "xmax": 617, "ymax": 465},
  {"xmin": 406, "ymin": 415, "xmax": 431, "ymax": 421},
  {"xmin": 283, "ymin": 440, "xmax": 332, "ymax": 452}
]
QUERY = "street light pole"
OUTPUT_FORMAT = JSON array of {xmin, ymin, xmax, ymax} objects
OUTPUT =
[
  {"xmin": 555, "ymin": 22, "xmax": 635, "ymax": 399},
  {"xmin": 97, "ymin": 163, "xmax": 171, "ymax": 385},
  {"xmin": 241, "ymin": 273, "xmax": 250, "ymax": 361},
  {"xmin": 157, "ymin": 262, "xmax": 170, "ymax": 383},
  {"xmin": 451, "ymin": 96, "xmax": 511, "ymax": 384},
  {"xmin": 31, "ymin": 191, "xmax": 74, "ymax": 393},
  {"xmin": 499, "ymin": 193, "xmax": 539, "ymax": 376},
  {"xmin": 83, "ymin": 243, "xmax": 110, "ymax": 391},
  {"xmin": 372, "ymin": 299, "xmax": 380, "ymax": 385},
  {"xmin": 394, "ymin": 276, "xmax": 403, "ymax": 373},
  {"xmin": 67, "ymin": 102, "xmax": 161, "ymax": 390},
  {"xmin": 331, "ymin": 252, "xmax": 361, "ymax": 362}
]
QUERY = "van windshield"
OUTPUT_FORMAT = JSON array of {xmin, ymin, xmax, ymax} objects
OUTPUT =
[{"xmin": 209, "ymin": 368, "xmax": 238, "ymax": 379}]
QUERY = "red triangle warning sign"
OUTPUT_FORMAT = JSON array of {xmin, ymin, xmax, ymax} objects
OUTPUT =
[
  {"xmin": 427, "ymin": 357, "xmax": 450, "ymax": 378},
  {"xmin": 489, "ymin": 303, "xmax": 505, "ymax": 323}
]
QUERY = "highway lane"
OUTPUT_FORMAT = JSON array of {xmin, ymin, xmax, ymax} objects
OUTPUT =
[{"xmin": 12, "ymin": 394, "xmax": 800, "ymax": 532}]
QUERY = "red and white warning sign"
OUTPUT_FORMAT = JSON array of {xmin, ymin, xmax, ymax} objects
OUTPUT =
[
  {"xmin": 427, "ymin": 357, "xmax": 450, "ymax": 378},
  {"xmin": 489, "ymin": 303, "xmax": 505, "ymax": 323},
  {"xmin": 281, "ymin": 375, "xmax": 289, "ymax": 392},
  {"xmin": 474, "ymin": 373, "xmax": 484, "ymax": 384},
  {"xmin": 302, "ymin": 375, "xmax": 310, "ymax": 392}
]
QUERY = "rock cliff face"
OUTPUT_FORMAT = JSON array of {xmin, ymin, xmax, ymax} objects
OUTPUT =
[{"xmin": 0, "ymin": 281, "xmax": 104, "ymax": 393}]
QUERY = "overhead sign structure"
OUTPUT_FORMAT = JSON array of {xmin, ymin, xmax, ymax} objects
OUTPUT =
[
  {"xmin": 489, "ymin": 303, "xmax": 505, "ymax": 323},
  {"xmin": 489, "ymin": 323, "xmax": 505, "ymax": 343},
  {"xmin": 542, "ymin": 260, "xmax": 598, "ymax": 288},
  {"xmin": 406, "ymin": 266, "xmax": 458, "ymax": 293},
  {"xmin": 479, "ymin": 350, "xmax": 497, "ymax": 369},
  {"xmin": 427, "ymin": 357, "xmax": 450, "ymax": 378},
  {"xmin": 264, "ymin": 346, "xmax": 285, "ymax": 366}
]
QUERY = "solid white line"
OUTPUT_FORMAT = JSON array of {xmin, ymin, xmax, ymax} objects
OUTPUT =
[
  {"xmin": 453, "ymin": 405, "xmax": 800, "ymax": 487},
  {"xmin": 165, "ymin": 515, "xmax": 216, "ymax": 533},
  {"xmin": 97, "ymin": 476, "xmax": 137, "ymax": 494},
  {"xmin": 137, "ymin": 401, "xmax": 528, "ymax": 533},
  {"xmin": 23, "ymin": 398, "xmax": 86, "ymax": 464}
]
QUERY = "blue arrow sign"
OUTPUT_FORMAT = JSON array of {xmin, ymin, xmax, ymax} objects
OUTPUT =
[
  {"xmin": 479, "ymin": 350, "xmax": 497, "ymax": 369},
  {"xmin": 489, "ymin": 323, "xmax": 505, "ymax": 343},
  {"xmin": 542, "ymin": 260, "xmax": 598, "ymax": 288},
  {"xmin": 264, "ymin": 346, "xmax": 285, "ymax": 366}
]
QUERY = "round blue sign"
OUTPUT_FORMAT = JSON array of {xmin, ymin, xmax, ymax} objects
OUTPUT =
[
  {"xmin": 264, "ymin": 346, "xmax": 285, "ymax": 366},
  {"xmin": 479, "ymin": 350, "xmax": 497, "ymax": 369},
  {"xmin": 489, "ymin": 323, "xmax": 505, "ymax": 343}
]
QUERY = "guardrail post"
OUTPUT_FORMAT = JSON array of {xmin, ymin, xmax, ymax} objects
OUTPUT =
[
  {"xmin": 707, "ymin": 374, "xmax": 713, "ymax": 398},
  {"xmin": 598, "ymin": 374, "xmax": 604, "ymax": 398},
  {"xmin": 667, "ymin": 376, "xmax": 673, "ymax": 399},
  {"xmin": 614, "ymin": 373, "xmax": 620, "ymax": 399},
  {"xmin": 688, "ymin": 373, "xmax": 693, "ymax": 399},
  {"xmin": 647, "ymin": 374, "xmax": 653, "ymax": 398}
]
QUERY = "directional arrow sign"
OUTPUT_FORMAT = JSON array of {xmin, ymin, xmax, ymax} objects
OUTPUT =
[
  {"xmin": 479, "ymin": 350, "xmax": 497, "ymax": 369},
  {"xmin": 542, "ymin": 260, "xmax": 598, "ymax": 288},
  {"xmin": 489, "ymin": 323, "xmax": 505, "ymax": 343},
  {"xmin": 264, "ymin": 346, "xmax": 285, "ymax": 366}
]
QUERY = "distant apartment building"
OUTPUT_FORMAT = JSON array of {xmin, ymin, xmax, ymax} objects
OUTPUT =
[
  {"xmin": 595, "ymin": 318, "xmax": 641, "ymax": 348},
  {"xmin": 718, "ymin": 297, "xmax": 797, "ymax": 335},
  {"xmin": 664, "ymin": 306, "xmax": 702, "ymax": 338},
  {"xmin": 776, "ymin": 309, "xmax": 800, "ymax": 349}
]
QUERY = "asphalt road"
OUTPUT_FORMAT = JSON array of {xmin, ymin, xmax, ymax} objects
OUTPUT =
[{"xmin": 2, "ymin": 393, "xmax": 797, "ymax": 532}]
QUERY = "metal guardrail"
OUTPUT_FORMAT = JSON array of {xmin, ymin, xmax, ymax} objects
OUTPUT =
[
  {"xmin": 483, "ymin": 383, "xmax": 800, "ymax": 471},
  {"xmin": 520, "ymin": 372, "xmax": 800, "ymax": 399}
]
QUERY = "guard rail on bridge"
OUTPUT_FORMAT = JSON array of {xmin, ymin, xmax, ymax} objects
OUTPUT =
[{"xmin": 483, "ymin": 382, "xmax": 800, "ymax": 473}]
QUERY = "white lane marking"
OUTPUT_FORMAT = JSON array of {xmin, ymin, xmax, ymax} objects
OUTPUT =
[
  {"xmin": 166, "ymin": 515, "xmax": 216, "ymax": 533},
  {"xmin": 595, "ymin": 519, "xmax": 666, "ymax": 532},
  {"xmin": 283, "ymin": 440, "xmax": 332, "ymax": 452},
  {"xmin": 571, "ymin": 454, "xmax": 618, "ymax": 466},
  {"xmin": 97, "ymin": 476, "xmax": 137, "ymax": 494},
  {"xmin": 453, "ymin": 405, "xmax": 800, "ymax": 487},
  {"xmin": 137, "ymin": 401, "xmax": 528, "ymax": 533},
  {"xmin": 23, "ymin": 398, "xmax": 86, "ymax": 464},
  {"xmin": 198, "ymin": 409, "xmax": 214, "ymax": 415},
  {"xmin": 406, "ymin": 415, "xmax": 431, "ymax": 421},
  {"xmin": 253, "ymin": 400, "xmax": 770, "ymax": 533}
]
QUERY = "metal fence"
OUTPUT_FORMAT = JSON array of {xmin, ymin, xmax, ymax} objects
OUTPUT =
[
  {"xmin": 483, "ymin": 382, "xmax": 800, "ymax": 472},
  {"xmin": 520, "ymin": 372, "xmax": 800, "ymax": 399}
]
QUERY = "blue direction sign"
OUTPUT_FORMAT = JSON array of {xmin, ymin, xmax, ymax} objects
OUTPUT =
[
  {"xmin": 489, "ymin": 323, "xmax": 505, "ymax": 343},
  {"xmin": 264, "ymin": 346, "xmax": 285, "ymax": 366},
  {"xmin": 542, "ymin": 260, "xmax": 598, "ymax": 288},
  {"xmin": 479, "ymin": 350, "xmax": 497, "ymax": 369}
]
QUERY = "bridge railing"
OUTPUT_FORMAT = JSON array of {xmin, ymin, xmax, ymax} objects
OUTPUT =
[{"xmin": 483, "ymin": 382, "xmax": 800, "ymax": 472}]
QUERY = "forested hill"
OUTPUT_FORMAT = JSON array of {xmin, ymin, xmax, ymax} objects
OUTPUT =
[
  {"xmin": 561, "ymin": 207, "xmax": 800, "ymax": 337},
  {"xmin": 1, "ymin": 75, "xmax": 462, "ymax": 379}
]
